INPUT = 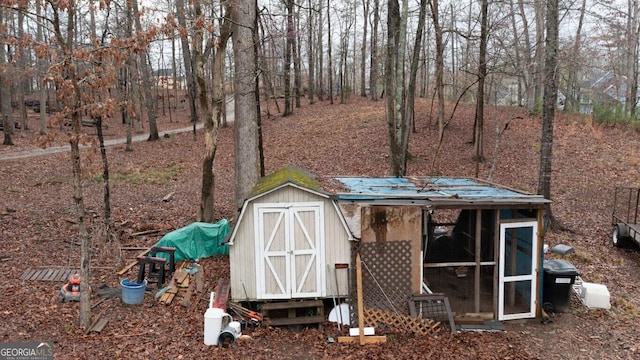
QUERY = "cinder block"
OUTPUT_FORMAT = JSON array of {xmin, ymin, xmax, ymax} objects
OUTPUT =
[{"xmin": 580, "ymin": 282, "xmax": 611, "ymax": 310}]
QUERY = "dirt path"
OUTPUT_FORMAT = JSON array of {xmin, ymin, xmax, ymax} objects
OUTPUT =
[{"xmin": 0, "ymin": 123, "xmax": 203, "ymax": 161}]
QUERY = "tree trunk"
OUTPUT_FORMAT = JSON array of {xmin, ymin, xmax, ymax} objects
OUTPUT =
[
  {"xmin": 517, "ymin": 0, "xmax": 535, "ymax": 111},
  {"xmin": 327, "ymin": 0, "xmax": 334, "ymax": 104},
  {"xmin": 36, "ymin": 0, "xmax": 48, "ymax": 135},
  {"xmin": 194, "ymin": 0, "xmax": 231, "ymax": 223},
  {"xmin": 564, "ymin": 0, "xmax": 586, "ymax": 112},
  {"xmin": 625, "ymin": 0, "xmax": 639, "ymax": 119},
  {"xmin": 538, "ymin": 0, "xmax": 558, "ymax": 227},
  {"xmin": 369, "ymin": 0, "xmax": 379, "ymax": 101},
  {"xmin": 0, "ymin": 11, "xmax": 14, "ymax": 146},
  {"xmin": 16, "ymin": 10, "xmax": 27, "ymax": 131},
  {"xmin": 294, "ymin": 7, "xmax": 302, "ymax": 108},
  {"xmin": 360, "ymin": 0, "xmax": 370, "ymax": 97},
  {"xmin": 130, "ymin": 0, "xmax": 159, "ymax": 141},
  {"xmin": 407, "ymin": 0, "xmax": 427, "ymax": 133},
  {"xmin": 232, "ymin": 0, "xmax": 261, "ymax": 211},
  {"xmin": 474, "ymin": 0, "xmax": 488, "ymax": 177},
  {"xmin": 254, "ymin": 5, "xmax": 265, "ymax": 177},
  {"xmin": 386, "ymin": 0, "xmax": 409, "ymax": 176},
  {"xmin": 317, "ymin": 3, "xmax": 324, "ymax": 101},
  {"xmin": 307, "ymin": 0, "xmax": 315, "ymax": 104},
  {"xmin": 283, "ymin": 0, "xmax": 294, "ymax": 116},
  {"xmin": 49, "ymin": 1, "xmax": 91, "ymax": 328},
  {"xmin": 175, "ymin": 0, "xmax": 199, "ymax": 133},
  {"xmin": 533, "ymin": 0, "xmax": 545, "ymax": 113},
  {"xmin": 429, "ymin": 0, "xmax": 445, "ymax": 173}
]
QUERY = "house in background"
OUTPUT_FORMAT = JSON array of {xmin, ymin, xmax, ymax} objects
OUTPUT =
[
  {"xmin": 227, "ymin": 167, "xmax": 550, "ymax": 324},
  {"xmin": 152, "ymin": 68, "xmax": 185, "ymax": 90}
]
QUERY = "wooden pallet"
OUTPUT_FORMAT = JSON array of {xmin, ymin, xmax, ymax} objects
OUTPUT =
[
  {"xmin": 262, "ymin": 300, "xmax": 325, "ymax": 326},
  {"xmin": 20, "ymin": 268, "xmax": 77, "ymax": 281}
]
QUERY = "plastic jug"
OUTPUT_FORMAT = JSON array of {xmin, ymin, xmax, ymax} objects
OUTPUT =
[{"xmin": 204, "ymin": 307, "xmax": 232, "ymax": 345}]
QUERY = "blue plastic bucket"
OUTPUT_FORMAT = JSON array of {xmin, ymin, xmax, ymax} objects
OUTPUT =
[{"xmin": 120, "ymin": 278, "xmax": 147, "ymax": 305}]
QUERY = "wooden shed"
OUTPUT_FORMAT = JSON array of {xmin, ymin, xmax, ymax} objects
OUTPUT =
[
  {"xmin": 228, "ymin": 168, "xmax": 550, "ymax": 323},
  {"xmin": 227, "ymin": 167, "xmax": 353, "ymax": 302}
]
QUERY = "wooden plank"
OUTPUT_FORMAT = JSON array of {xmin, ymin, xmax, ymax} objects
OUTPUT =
[
  {"xmin": 20, "ymin": 269, "xmax": 36, "ymax": 280},
  {"xmin": 174, "ymin": 268, "xmax": 188, "ymax": 283},
  {"xmin": 337, "ymin": 336, "xmax": 387, "ymax": 344},
  {"xmin": 37, "ymin": 269, "xmax": 52, "ymax": 281},
  {"xmin": 180, "ymin": 280, "xmax": 195, "ymax": 308},
  {"xmin": 85, "ymin": 314, "xmax": 109, "ymax": 334},
  {"xmin": 92, "ymin": 318, "xmax": 109, "ymax": 333},
  {"xmin": 116, "ymin": 248, "xmax": 151, "ymax": 275},
  {"xmin": 178, "ymin": 276, "xmax": 190, "ymax": 288},
  {"xmin": 356, "ymin": 253, "xmax": 365, "ymax": 345},
  {"xmin": 266, "ymin": 315, "xmax": 325, "ymax": 326},
  {"xmin": 59, "ymin": 270, "xmax": 74, "ymax": 282},
  {"xmin": 261, "ymin": 300, "xmax": 324, "ymax": 311},
  {"xmin": 194, "ymin": 264, "xmax": 203, "ymax": 293},
  {"xmin": 27, "ymin": 270, "xmax": 42, "ymax": 280},
  {"xmin": 213, "ymin": 278, "xmax": 230, "ymax": 310},
  {"xmin": 46, "ymin": 269, "xmax": 60, "ymax": 281},
  {"xmin": 53, "ymin": 270, "xmax": 64, "ymax": 281}
]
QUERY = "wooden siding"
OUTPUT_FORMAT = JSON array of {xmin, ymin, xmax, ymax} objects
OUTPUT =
[
  {"xmin": 360, "ymin": 205, "xmax": 423, "ymax": 294},
  {"xmin": 230, "ymin": 185, "xmax": 351, "ymax": 301}
]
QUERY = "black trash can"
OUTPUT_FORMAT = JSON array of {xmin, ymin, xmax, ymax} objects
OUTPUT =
[{"xmin": 542, "ymin": 259, "xmax": 579, "ymax": 313}]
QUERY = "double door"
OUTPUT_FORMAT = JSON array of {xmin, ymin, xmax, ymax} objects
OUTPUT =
[{"xmin": 255, "ymin": 203, "xmax": 325, "ymax": 299}]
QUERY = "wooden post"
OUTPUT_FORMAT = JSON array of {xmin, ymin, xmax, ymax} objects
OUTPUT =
[
  {"xmin": 356, "ymin": 253, "xmax": 365, "ymax": 345},
  {"xmin": 338, "ymin": 253, "xmax": 386, "ymax": 344}
]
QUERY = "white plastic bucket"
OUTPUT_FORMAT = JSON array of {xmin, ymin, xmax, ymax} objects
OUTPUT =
[{"xmin": 204, "ymin": 307, "xmax": 232, "ymax": 345}]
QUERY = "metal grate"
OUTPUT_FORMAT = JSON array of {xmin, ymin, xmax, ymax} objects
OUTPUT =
[{"xmin": 408, "ymin": 294, "xmax": 456, "ymax": 333}]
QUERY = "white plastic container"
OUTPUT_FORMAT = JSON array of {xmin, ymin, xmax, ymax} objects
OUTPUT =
[
  {"xmin": 580, "ymin": 282, "xmax": 611, "ymax": 310},
  {"xmin": 204, "ymin": 307, "xmax": 232, "ymax": 345}
]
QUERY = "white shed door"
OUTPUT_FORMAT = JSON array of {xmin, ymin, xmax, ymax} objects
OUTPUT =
[{"xmin": 255, "ymin": 203, "xmax": 325, "ymax": 299}]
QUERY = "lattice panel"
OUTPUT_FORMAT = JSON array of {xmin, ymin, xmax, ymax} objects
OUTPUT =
[
  {"xmin": 363, "ymin": 307, "xmax": 440, "ymax": 336},
  {"xmin": 349, "ymin": 241, "xmax": 413, "ymax": 324}
]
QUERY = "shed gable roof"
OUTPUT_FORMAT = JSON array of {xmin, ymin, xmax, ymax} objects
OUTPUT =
[{"xmin": 250, "ymin": 165, "xmax": 323, "ymax": 197}]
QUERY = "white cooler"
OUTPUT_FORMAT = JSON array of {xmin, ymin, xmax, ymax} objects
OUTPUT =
[{"xmin": 579, "ymin": 282, "xmax": 611, "ymax": 310}]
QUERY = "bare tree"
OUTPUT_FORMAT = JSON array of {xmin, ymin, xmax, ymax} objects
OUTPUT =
[
  {"xmin": 327, "ymin": 0, "xmax": 334, "ymax": 104},
  {"xmin": 47, "ymin": 0, "xmax": 92, "ymax": 328},
  {"xmin": 407, "ymin": 0, "xmax": 427, "ymax": 133},
  {"xmin": 474, "ymin": 0, "xmax": 489, "ymax": 177},
  {"xmin": 175, "ymin": 0, "xmax": 199, "ymax": 131},
  {"xmin": 360, "ymin": 0, "xmax": 369, "ymax": 97},
  {"xmin": 130, "ymin": 0, "xmax": 159, "ymax": 141},
  {"xmin": 307, "ymin": 0, "xmax": 316, "ymax": 104},
  {"xmin": 194, "ymin": 0, "xmax": 231, "ymax": 222},
  {"xmin": 386, "ymin": 0, "xmax": 409, "ymax": 176},
  {"xmin": 538, "ymin": 0, "xmax": 559, "ymax": 229},
  {"xmin": 429, "ymin": 0, "xmax": 446, "ymax": 173},
  {"xmin": 369, "ymin": 0, "xmax": 379, "ymax": 101},
  {"xmin": 232, "ymin": 0, "xmax": 261, "ymax": 210},
  {"xmin": 624, "ymin": 0, "xmax": 639, "ymax": 119},
  {"xmin": 564, "ymin": 0, "xmax": 586, "ymax": 112},
  {"xmin": 283, "ymin": 0, "xmax": 294, "ymax": 116},
  {"xmin": 1, "ymin": 6, "xmax": 14, "ymax": 146},
  {"xmin": 36, "ymin": 0, "xmax": 48, "ymax": 135}
]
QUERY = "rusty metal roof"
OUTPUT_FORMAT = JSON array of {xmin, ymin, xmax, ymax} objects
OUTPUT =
[{"xmin": 330, "ymin": 176, "xmax": 550, "ymax": 207}]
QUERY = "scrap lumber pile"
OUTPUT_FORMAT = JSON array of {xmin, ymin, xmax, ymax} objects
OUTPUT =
[{"xmin": 158, "ymin": 267, "xmax": 189, "ymax": 305}]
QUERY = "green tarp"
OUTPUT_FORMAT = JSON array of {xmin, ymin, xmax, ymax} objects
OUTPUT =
[{"xmin": 154, "ymin": 219, "xmax": 230, "ymax": 262}]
